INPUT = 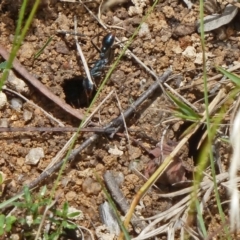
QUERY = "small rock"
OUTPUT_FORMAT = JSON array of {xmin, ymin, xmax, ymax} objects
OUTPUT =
[
  {"xmin": 25, "ymin": 147, "xmax": 44, "ymax": 165},
  {"xmin": 65, "ymin": 191, "xmax": 77, "ymax": 201},
  {"xmin": 0, "ymin": 91, "xmax": 7, "ymax": 109},
  {"xmin": 108, "ymin": 145, "xmax": 123, "ymax": 156},
  {"xmin": 82, "ymin": 177, "xmax": 101, "ymax": 195},
  {"xmin": 182, "ymin": 46, "xmax": 196, "ymax": 60},
  {"xmin": 96, "ymin": 225, "xmax": 115, "ymax": 240},
  {"xmin": 7, "ymin": 70, "xmax": 29, "ymax": 94},
  {"xmin": 55, "ymin": 41, "xmax": 70, "ymax": 55},
  {"xmin": 128, "ymin": 145, "xmax": 141, "ymax": 160},
  {"xmin": 0, "ymin": 118, "xmax": 8, "ymax": 127},
  {"xmin": 19, "ymin": 42, "xmax": 34, "ymax": 59},
  {"xmin": 139, "ymin": 22, "xmax": 151, "ymax": 39},
  {"xmin": 10, "ymin": 98, "xmax": 23, "ymax": 111},
  {"xmin": 23, "ymin": 109, "xmax": 33, "ymax": 122},
  {"xmin": 10, "ymin": 234, "xmax": 20, "ymax": 240}
]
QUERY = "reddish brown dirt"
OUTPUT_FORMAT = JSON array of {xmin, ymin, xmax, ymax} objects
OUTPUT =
[{"xmin": 0, "ymin": 0, "xmax": 240, "ymax": 239}]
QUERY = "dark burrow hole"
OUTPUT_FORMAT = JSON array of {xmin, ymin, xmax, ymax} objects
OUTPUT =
[
  {"xmin": 62, "ymin": 76, "xmax": 96, "ymax": 108},
  {"xmin": 177, "ymin": 121, "xmax": 221, "ymax": 174}
]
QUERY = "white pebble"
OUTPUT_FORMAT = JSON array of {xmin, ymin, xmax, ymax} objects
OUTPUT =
[
  {"xmin": 25, "ymin": 147, "xmax": 44, "ymax": 165},
  {"xmin": 23, "ymin": 109, "xmax": 33, "ymax": 122},
  {"xmin": 108, "ymin": 145, "xmax": 123, "ymax": 156},
  {"xmin": 7, "ymin": 70, "xmax": 29, "ymax": 94},
  {"xmin": 0, "ymin": 91, "xmax": 7, "ymax": 109},
  {"xmin": 10, "ymin": 98, "xmax": 23, "ymax": 111},
  {"xmin": 182, "ymin": 46, "xmax": 196, "ymax": 59},
  {"xmin": 0, "ymin": 118, "xmax": 8, "ymax": 127},
  {"xmin": 139, "ymin": 22, "xmax": 151, "ymax": 39}
]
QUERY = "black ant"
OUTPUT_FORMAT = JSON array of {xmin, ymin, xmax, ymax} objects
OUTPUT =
[
  {"xmin": 63, "ymin": 32, "xmax": 115, "ymax": 108},
  {"xmin": 83, "ymin": 32, "xmax": 115, "ymax": 99}
]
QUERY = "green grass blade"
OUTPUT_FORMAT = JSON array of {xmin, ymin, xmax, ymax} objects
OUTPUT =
[
  {"xmin": 34, "ymin": 36, "xmax": 53, "ymax": 59},
  {"xmin": 0, "ymin": 0, "xmax": 41, "ymax": 90},
  {"xmin": 167, "ymin": 92, "xmax": 201, "ymax": 120},
  {"xmin": 196, "ymin": 199, "xmax": 207, "ymax": 238},
  {"xmin": 217, "ymin": 66, "xmax": 240, "ymax": 87},
  {"xmin": 95, "ymin": 174, "xmax": 131, "ymax": 239}
]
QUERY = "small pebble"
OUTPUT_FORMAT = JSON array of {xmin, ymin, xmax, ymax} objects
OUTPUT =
[
  {"xmin": 138, "ymin": 22, "xmax": 151, "ymax": 39},
  {"xmin": 0, "ymin": 118, "xmax": 8, "ymax": 127},
  {"xmin": 25, "ymin": 147, "xmax": 44, "ymax": 165},
  {"xmin": 10, "ymin": 234, "xmax": 20, "ymax": 240},
  {"xmin": 0, "ymin": 91, "xmax": 7, "ymax": 109},
  {"xmin": 7, "ymin": 70, "xmax": 29, "ymax": 94},
  {"xmin": 82, "ymin": 177, "xmax": 101, "ymax": 195},
  {"xmin": 108, "ymin": 145, "xmax": 123, "ymax": 156},
  {"xmin": 23, "ymin": 109, "xmax": 33, "ymax": 122},
  {"xmin": 65, "ymin": 191, "xmax": 77, "ymax": 201},
  {"xmin": 10, "ymin": 98, "xmax": 23, "ymax": 111}
]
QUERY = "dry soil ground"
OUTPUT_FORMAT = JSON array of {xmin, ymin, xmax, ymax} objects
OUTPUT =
[{"xmin": 0, "ymin": 0, "xmax": 240, "ymax": 239}]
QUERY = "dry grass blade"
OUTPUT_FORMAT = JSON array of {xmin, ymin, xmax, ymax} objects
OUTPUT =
[
  {"xmin": 229, "ymin": 106, "xmax": 240, "ymax": 231},
  {"xmin": 74, "ymin": 15, "xmax": 94, "ymax": 87},
  {"xmin": 136, "ymin": 172, "xmax": 229, "ymax": 239}
]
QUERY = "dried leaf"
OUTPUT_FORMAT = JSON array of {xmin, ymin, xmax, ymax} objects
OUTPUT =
[{"xmin": 197, "ymin": 4, "xmax": 238, "ymax": 32}]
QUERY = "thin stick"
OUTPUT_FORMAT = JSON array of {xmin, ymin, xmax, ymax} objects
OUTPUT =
[
  {"xmin": 0, "ymin": 126, "xmax": 115, "ymax": 133},
  {"xmin": 57, "ymin": 29, "xmax": 86, "ymax": 37},
  {"xmin": 74, "ymin": 16, "xmax": 94, "ymax": 87},
  {"xmin": 35, "ymin": 197, "xmax": 59, "ymax": 240},
  {"xmin": 114, "ymin": 91, "xmax": 130, "ymax": 145}
]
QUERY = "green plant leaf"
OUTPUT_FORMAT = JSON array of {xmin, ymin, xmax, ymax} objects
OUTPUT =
[
  {"xmin": 0, "ymin": 227, "xmax": 3, "ymax": 236},
  {"xmin": 0, "ymin": 215, "xmax": 5, "ymax": 235},
  {"xmin": 55, "ymin": 209, "xmax": 63, "ymax": 218},
  {"xmin": 62, "ymin": 202, "xmax": 69, "ymax": 218},
  {"xmin": 0, "ymin": 214, "xmax": 5, "ymax": 226},
  {"xmin": 33, "ymin": 217, "xmax": 41, "ymax": 225},
  {"xmin": 95, "ymin": 173, "xmax": 131, "ymax": 240},
  {"xmin": 67, "ymin": 211, "xmax": 81, "ymax": 218},
  {"xmin": 0, "ymin": 173, "xmax": 3, "ymax": 185},
  {"xmin": 62, "ymin": 221, "xmax": 76, "ymax": 229},
  {"xmin": 12, "ymin": 201, "xmax": 25, "ymax": 208},
  {"xmin": 39, "ymin": 185, "xmax": 47, "ymax": 197},
  {"xmin": 30, "ymin": 203, "xmax": 39, "ymax": 215},
  {"xmin": 167, "ymin": 92, "xmax": 201, "ymax": 121},
  {"xmin": 0, "ymin": 61, "xmax": 8, "ymax": 70},
  {"xmin": 217, "ymin": 66, "xmax": 240, "ymax": 87},
  {"xmin": 5, "ymin": 216, "xmax": 16, "ymax": 232},
  {"xmin": 23, "ymin": 186, "xmax": 32, "ymax": 205}
]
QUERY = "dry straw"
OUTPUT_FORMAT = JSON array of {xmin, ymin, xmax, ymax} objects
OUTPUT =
[{"xmin": 229, "ymin": 106, "xmax": 240, "ymax": 230}]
